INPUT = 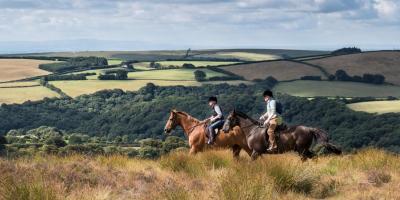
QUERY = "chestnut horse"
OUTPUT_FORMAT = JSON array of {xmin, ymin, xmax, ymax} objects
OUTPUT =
[
  {"xmin": 164, "ymin": 110, "xmax": 251, "ymax": 158},
  {"xmin": 223, "ymin": 110, "xmax": 342, "ymax": 160}
]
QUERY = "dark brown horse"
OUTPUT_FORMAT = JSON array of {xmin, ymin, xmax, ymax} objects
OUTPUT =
[
  {"xmin": 164, "ymin": 110, "xmax": 252, "ymax": 158},
  {"xmin": 222, "ymin": 110, "xmax": 341, "ymax": 160}
]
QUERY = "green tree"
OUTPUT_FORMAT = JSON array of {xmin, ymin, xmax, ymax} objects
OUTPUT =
[{"xmin": 194, "ymin": 70, "xmax": 206, "ymax": 82}]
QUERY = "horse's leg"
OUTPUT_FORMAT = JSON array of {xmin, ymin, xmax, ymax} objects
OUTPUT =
[
  {"xmin": 189, "ymin": 147, "xmax": 197, "ymax": 155},
  {"xmin": 251, "ymin": 150, "xmax": 259, "ymax": 161},
  {"xmin": 232, "ymin": 145, "xmax": 241, "ymax": 159}
]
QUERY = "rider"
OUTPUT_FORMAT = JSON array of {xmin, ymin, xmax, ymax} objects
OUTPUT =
[
  {"xmin": 259, "ymin": 90, "xmax": 282, "ymax": 152},
  {"xmin": 206, "ymin": 96, "xmax": 224, "ymax": 145}
]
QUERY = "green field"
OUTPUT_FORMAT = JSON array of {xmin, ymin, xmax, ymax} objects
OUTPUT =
[
  {"xmin": 347, "ymin": 100, "xmax": 400, "ymax": 114},
  {"xmin": 127, "ymin": 68, "xmax": 227, "ymax": 81},
  {"xmin": 274, "ymin": 80, "xmax": 400, "ymax": 97},
  {"xmin": 0, "ymin": 85, "xmax": 59, "ymax": 104},
  {"xmin": 107, "ymin": 59, "xmax": 123, "ymax": 65}
]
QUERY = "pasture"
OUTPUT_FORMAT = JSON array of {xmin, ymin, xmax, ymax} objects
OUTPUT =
[
  {"xmin": 0, "ymin": 149, "xmax": 398, "ymax": 200},
  {"xmin": 127, "ymin": 68, "xmax": 227, "ymax": 81},
  {"xmin": 0, "ymin": 59, "xmax": 57, "ymax": 82},
  {"xmin": 274, "ymin": 80, "xmax": 400, "ymax": 97},
  {"xmin": 347, "ymin": 100, "xmax": 400, "ymax": 114},
  {"xmin": 0, "ymin": 85, "xmax": 59, "ymax": 104},
  {"xmin": 305, "ymin": 51, "xmax": 400, "ymax": 85},
  {"xmin": 221, "ymin": 60, "xmax": 325, "ymax": 81}
]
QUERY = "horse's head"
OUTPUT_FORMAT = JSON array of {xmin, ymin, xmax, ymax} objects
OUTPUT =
[
  {"xmin": 164, "ymin": 110, "xmax": 178, "ymax": 135},
  {"xmin": 223, "ymin": 109, "xmax": 240, "ymax": 133}
]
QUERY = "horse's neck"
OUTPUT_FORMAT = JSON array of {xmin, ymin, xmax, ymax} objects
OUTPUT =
[
  {"xmin": 238, "ymin": 117, "xmax": 256, "ymax": 136},
  {"xmin": 177, "ymin": 114, "xmax": 199, "ymax": 136}
]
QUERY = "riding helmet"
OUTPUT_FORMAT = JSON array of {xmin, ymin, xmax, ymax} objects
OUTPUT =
[
  {"xmin": 208, "ymin": 96, "xmax": 218, "ymax": 102},
  {"xmin": 263, "ymin": 90, "xmax": 273, "ymax": 97}
]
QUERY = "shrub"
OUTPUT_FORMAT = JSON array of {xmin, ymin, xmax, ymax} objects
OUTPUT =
[{"xmin": 182, "ymin": 63, "xmax": 196, "ymax": 69}]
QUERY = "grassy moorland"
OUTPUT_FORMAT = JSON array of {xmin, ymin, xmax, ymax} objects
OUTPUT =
[
  {"xmin": 0, "ymin": 149, "xmax": 398, "ymax": 200},
  {"xmin": 0, "ymin": 59, "xmax": 57, "ymax": 82},
  {"xmin": 274, "ymin": 80, "xmax": 400, "ymax": 98},
  {"xmin": 347, "ymin": 100, "xmax": 400, "ymax": 114}
]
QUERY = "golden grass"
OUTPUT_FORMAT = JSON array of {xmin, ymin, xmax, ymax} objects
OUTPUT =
[
  {"xmin": 275, "ymin": 80, "xmax": 400, "ymax": 98},
  {"xmin": 0, "ymin": 86, "xmax": 60, "ymax": 104},
  {"xmin": 0, "ymin": 149, "xmax": 398, "ymax": 200},
  {"xmin": 347, "ymin": 100, "xmax": 400, "ymax": 114},
  {"xmin": 222, "ymin": 61, "xmax": 324, "ymax": 81},
  {"xmin": 306, "ymin": 51, "xmax": 400, "ymax": 85},
  {"xmin": 0, "ymin": 59, "xmax": 58, "ymax": 82}
]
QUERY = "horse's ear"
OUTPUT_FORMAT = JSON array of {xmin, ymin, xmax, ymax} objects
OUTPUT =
[{"xmin": 171, "ymin": 109, "xmax": 176, "ymax": 113}]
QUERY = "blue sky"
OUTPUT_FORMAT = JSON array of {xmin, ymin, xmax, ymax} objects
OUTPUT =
[{"xmin": 0, "ymin": 0, "xmax": 399, "ymax": 52}]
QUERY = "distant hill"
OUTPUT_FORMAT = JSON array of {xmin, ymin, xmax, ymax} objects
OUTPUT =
[
  {"xmin": 221, "ymin": 60, "xmax": 325, "ymax": 81},
  {"xmin": 5, "ymin": 49, "xmax": 329, "ymax": 62},
  {"xmin": 304, "ymin": 51, "xmax": 400, "ymax": 85}
]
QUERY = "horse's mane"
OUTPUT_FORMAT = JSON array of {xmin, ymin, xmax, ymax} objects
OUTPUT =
[
  {"xmin": 175, "ymin": 111, "xmax": 201, "ymax": 124},
  {"xmin": 234, "ymin": 110, "xmax": 260, "ymax": 125}
]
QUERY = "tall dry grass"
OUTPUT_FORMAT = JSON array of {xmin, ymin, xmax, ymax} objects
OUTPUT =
[{"xmin": 0, "ymin": 148, "xmax": 399, "ymax": 200}]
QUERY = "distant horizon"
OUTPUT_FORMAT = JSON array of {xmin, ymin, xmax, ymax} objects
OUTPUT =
[{"xmin": 0, "ymin": 39, "xmax": 398, "ymax": 55}]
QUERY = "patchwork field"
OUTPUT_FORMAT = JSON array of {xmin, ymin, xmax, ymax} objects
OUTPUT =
[
  {"xmin": 0, "ymin": 85, "xmax": 59, "ymax": 104},
  {"xmin": 221, "ymin": 60, "xmax": 324, "ymax": 81},
  {"xmin": 274, "ymin": 80, "xmax": 400, "ymax": 97},
  {"xmin": 305, "ymin": 51, "xmax": 400, "ymax": 85},
  {"xmin": 347, "ymin": 100, "xmax": 400, "ymax": 114},
  {"xmin": 0, "ymin": 59, "xmax": 58, "ymax": 82}
]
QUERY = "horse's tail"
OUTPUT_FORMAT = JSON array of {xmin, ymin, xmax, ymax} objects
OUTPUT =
[{"xmin": 310, "ymin": 128, "xmax": 342, "ymax": 155}]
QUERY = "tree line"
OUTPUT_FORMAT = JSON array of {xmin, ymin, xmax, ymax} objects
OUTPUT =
[{"xmin": 0, "ymin": 78, "xmax": 399, "ymax": 153}]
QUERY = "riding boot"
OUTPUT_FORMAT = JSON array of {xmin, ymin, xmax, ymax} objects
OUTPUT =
[{"xmin": 207, "ymin": 128, "xmax": 215, "ymax": 145}]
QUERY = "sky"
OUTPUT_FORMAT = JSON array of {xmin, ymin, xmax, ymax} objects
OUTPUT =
[{"xmin": 0, "ymin": 0, "xmax": 399, "ymax": 52}]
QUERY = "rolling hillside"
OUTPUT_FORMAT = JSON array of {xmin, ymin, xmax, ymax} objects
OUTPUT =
[
  {"xmin": 304, "ymin": 51, "xmax": 400, "ymax": 85},
  {"xmin": 221, "ymin": 60, "xmax": 325, "ymax": 81},
  {"xmin": 274, "ymin": 80, "xmax": 400, "ymax": 98}
]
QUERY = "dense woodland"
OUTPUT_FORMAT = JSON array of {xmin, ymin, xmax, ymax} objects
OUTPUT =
[{"xmin": 1, "ymin": 78, "xmax": 399, "ymax": 154}]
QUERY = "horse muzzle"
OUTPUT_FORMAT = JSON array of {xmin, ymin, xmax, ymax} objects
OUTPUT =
[{"xmin": 164, "ymin": 128, "xmax": 172, "ymax": 135}]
